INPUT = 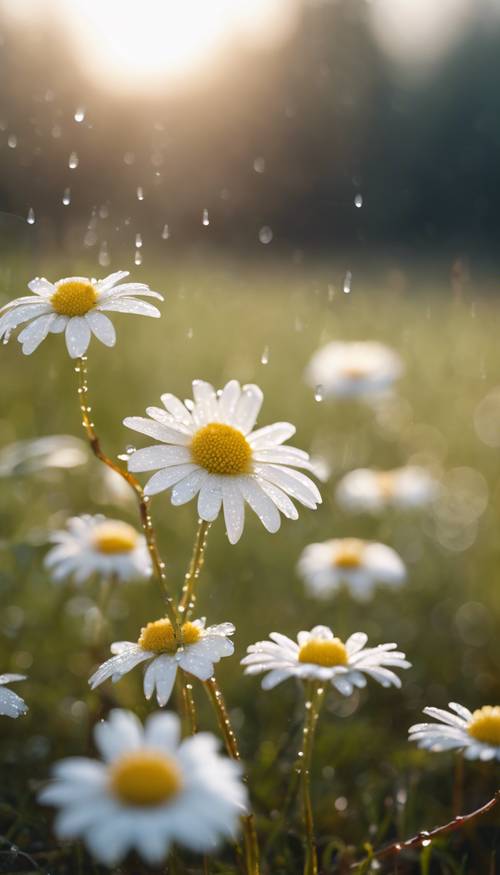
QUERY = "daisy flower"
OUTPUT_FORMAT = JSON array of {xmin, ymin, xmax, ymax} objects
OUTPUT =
[
  {"xmin": 89, "ymin": 618, "xmax": 235, "ymax": 706},
  {"xmin": 45, "ymin": 514, "xmax": 151, "ymax": 584},
  {"xmin": 0, "ymin": 270, "xmax": 163, "ymax": 358},
  {"xmin": 0, "ymin": 674, "xmax": 28, "ymax": 718},
  {"xmin": 241, "ymin": 625, "xmax": 410, "ymax": 696},
  {"xmin": 124, "ymin": 379, "xmax": 321, "ymax": 544},
  {"xmin": 297, "ymin": 538, "xmax": 406, "ymax": 601},
  {"xmin": 305, "ymin": 341, "xmax": 403, "ymax": 399},
  {"xmin": 336, "ymin": 466, "xmax": 439, "ymax": 513},
  {"xmin": 409, "ymin": 703, "xmax": 500, "ymax": 761},
  {"xmin": 39, "ymin": 708, "xmax": 246, "ymax": 866}
]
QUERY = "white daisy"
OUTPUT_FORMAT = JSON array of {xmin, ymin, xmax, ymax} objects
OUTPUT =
[
  {"xmin": 89, "ymin": 618, "xmax": 235, "ymax": 706},
  {"xmin": 305, "ymin": 341, "xmax": 403, "ymax": 399},
  {"xmin": 124, "ymin": 379, "xmax": 321, "ymax": 544},
  {"xmin": 409, "ymin": 703, "xmax": 500, "ymax": 762},
  {"xmin": 336, "ymin": 466, "xmax": 439, "ymax": 513},
  {"xmin": 297, "ymin": 538, "xmax": 406, "ymax": 601},
  {"xmin": 0, "ymin": 674, "xmax": 28, "ymax": 718},
  {"xmin": 241, "ymin": 625, "xmax": 410, "ymax": 696},
  {"xmin": 39, "ymin": 708, "xmax": 247, "ymax": 866},
  {"xmin": 0, "ymin": 270, "xmax": 163, "ymax": 358},
  {"xmin": 45, "ymin": 514, "xmax": 151, "ymax": 584}
]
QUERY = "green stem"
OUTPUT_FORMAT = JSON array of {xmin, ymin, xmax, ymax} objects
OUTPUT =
[
  {"xmin": 204, "ymin": 677, "xmax": 260, "ymax": 875},
  {"xmin": 300, "ymin": 682, "xmax": 325, "ymax": 875},
  {"xmin": 179, "ymin": 518, "xmax": 211, "ymax": 621},
  {"xmin": 74, "ymin": 356, "xmax": 180, "ymax": 636}
]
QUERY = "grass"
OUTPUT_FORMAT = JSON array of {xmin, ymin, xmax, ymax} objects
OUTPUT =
[{"xmin": 1, "ymin": 254, "xmax": 500, "ymax": 873}]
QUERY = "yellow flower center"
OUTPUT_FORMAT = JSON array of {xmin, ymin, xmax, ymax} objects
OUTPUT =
[
  {"xmin": 51, "ymin": 280, "xmax": 98, "ymax": 316},
  {"xmin": 333, "ymin": 539, "xmax": 364, "ymax": 569},
  {"xmin": 110, "ymin": 751, "xmax": 182, "ymax": 806},
  {"xmin": 93, "ymin": 521, "xmax": 138, "ymax": 554},
  {"xmin": 190, "ymin": 422, "xmax": 252, "ymax": 475},
  {"xmin": 342, "ymin": 365, "xmax": 368, "ymax": 380},
  {"xmin": 298, "ymin": 637, "xmax": 348, "ymax": 667},
  {"xmin": 467, "ymin": 706, "xmax": 500, "ymax": 745},
  {"xmin": 376, "ymin": 472, "xmax": 396, "ymax": 498},
  {"xmin": 138, "ymin": 619, "xmax": 201, "ymax": 653}
]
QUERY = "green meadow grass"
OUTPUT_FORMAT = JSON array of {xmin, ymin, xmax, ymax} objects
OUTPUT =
[{"xmin": 1, "ymin": 256, "xmax": 500, "ymax": 873}]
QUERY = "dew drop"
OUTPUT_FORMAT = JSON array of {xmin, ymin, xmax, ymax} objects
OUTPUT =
[
  {"xmin": 137, "ymin": 186, "xmax": 144, "ymax": 201},
  {"xmin": 419, "ymin": 831, "xmax": 431, "ymax": 848},
  {"xmin": 343, "ymin": 270, "xmax": 352, "ymax": 294},
  {"xmin": 161, "ymin": 223, "xmax": 170, "ymax": 240},
  {"xmin": 202, "ymin": 208, "xmax": 209, "ymax": 226},
  {"xmin": 74, "ymin": 106, "xmax": 86, "ymax": 123},
  {"xmin": 68, "ymin": 151, "xmax": 79, "ymax": 170},
  {"xmin": 260, "ymin": 345, "xmax": 269, "ymax": 365},
  {"xmin": 253, "ymin": 156, "xmax": 266, "ymax": 173},
  {"xmin": 259, "ymin": 225, "xmax": 273, "ymax": 245},
  {"xmin": 134, "ymin": 248, "xmax": 142, "ymax": 266},
  {"xmin": 62, "ymin": 187, "xmax": 71, "ymax": 206},
  {"xmin": 135, "ymin": 232, "xmax": 143, "ymax": 248},
  {"xmin": 26, "ymin": 207, "xmax": 35, "ymax": 225},
  {"xmin": 314, "ymin": 385, "xmax": 324, "ymax": 402},
  {"xmin": 354, "ymin": 193, "xmax": 363, "ymax": 208}
]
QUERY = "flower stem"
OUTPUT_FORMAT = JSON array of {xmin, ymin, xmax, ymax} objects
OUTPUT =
[
  {"xmin": 179, "ymin": 673, "xmax": 198, "ymax": 734},
  {"xmin": 299, "ymin": 682, "xmax": 325, "ymax": 875},
  {"xmin": 204, "ymin": 676, "xmax": 260, "ymax": 875},
  {"xmin": 74, "ymin": 356, "xmax": 180, "ymax": 635},
  {"xmin": 179, "ymin": 518, "xmax": 211, "ymax": 621}
]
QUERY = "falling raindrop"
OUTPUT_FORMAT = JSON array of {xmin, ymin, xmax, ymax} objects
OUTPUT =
[
  {"xmin": 202, "ymin": 208, "xmax": 209, "ymax": 226},
  {"xmin": 7, "ymin": 134, "xmax": 17, "ymax": 148},
  {"xmin": 62, "ymin": 187, "xmax": 71, "ymax": 206},
  {"xmin": 136, "ymin": 186, "xmax": 144, "ymax": 201},
  {"xmin": 420, "ymin": 832, "xmax": 432, "ymax": 848},
  {"xmin": 186, "ymin": 327, "xmax": 193, "ymax": 340},
  {"xmin": 260, "ymin": 345, "xmax": 270, "ymax": 365},
  {"xmin": 259, "ymin": 226, "xmax": 273, "ymax": 244},
  {"xmin": 253, "ymin": 156, "xmax": 266, "ymax": 173},
  {"xmin": 74, "ymin": 106, "xmax": 86, "ymax": 123},
  {"xmin": 135, "ymin": 232, "xmax": 143, "ymax": 249},
  {"xmin": 134, "ymin": 248, "xmax": 143, "ymax": 266},
  {"xmin": 314, "ymin": 385, "xmax": 324, "ymax": 402},
  {"xmin": 123, "ymin": 151, "xmax": 135, "ymax": 165},
  {"xmin": 98, "ymin": 241, "xmax": 110, "ymax": 267},
  {"xmin": 343, "ymin": 270, "xmax": 352, "ymax": 294},
  {"xmin": 354, "ymin": 193, "xmax": 363, "ymax": 208},
  {"xmin": 161, "ymin": 223, "xmax": 170, "ymax": 240},
  {"xmin": 68, "ymin": 151, "xmax": 79, "ymax": 170},
  {"xmin": 26, "ymin": 207, "xmax": 35, "ymax": 225}
]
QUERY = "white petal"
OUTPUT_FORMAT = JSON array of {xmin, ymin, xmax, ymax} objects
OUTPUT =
[
  {"xmin": 248, "ymin": 422, "xmax": 296, "ymax": 448},
  {"xmin": 222, "ymin": 479, "xmax": 245, "ymax": 543},
  {"xmin": 65, "ymin": 316, "xmax": 91, "ymax": 358},
  {"xmin": 217, "ymin": 380, "xmax": 241, "ymax": 422},
  {"xmin": 144, "ymin": 464, "xmax": 197, "ymax": 496},
  {"xmin": 98, "ymin": 298, "xmax": 160, "ymax": 317},
  {"xmin": 234, "ymin": 384, "xmax": 263, "ymax": 433},
  {"xmin": 27, "ymin": 277, "xmax": 54, "ymax": 296},
  {"xmin": 256, "ymin": 478, "xmax": 298, "ymax": 519},
  {"xmin": 85, "ymin": 311, "xmax": 116, "ymax": 347},
  {"xmin": 192, "ymin": 380, "xmax": 218, "ymax": 425},
  {"xmin": 171, "ymin": 469, "xmax": 208, "ymax": 505},
  {"xmin": 18, "ymin": 314, "xmax": 56, "ymax": 354},
  {"xmin": 160, "ymin": 393, "xmax": 193, "ymax": 426},
  {"xmin": 239, "ymin": 477, "xmax": 281, "ymax": 533},
  {"xmin": 0, "ymin": 302, "xmax": 52, "ymax": 337},
  {"xmin": 124, "ymin": 416, "xmax": 190, "ymax": 445},
  {"xmin": 128, "ymin": 445, "xmax": 191, "ymax": 472},
  {"xmin": 95, "ymin": 270, "xmax": 129, "ymax": 291},
  {"xmin": 197, "ymin": 478, "xmax": 223, "ymax": 521},
  {"xmin": 93, "ymin": 709, "xmax": 143, "ymax": 761}
]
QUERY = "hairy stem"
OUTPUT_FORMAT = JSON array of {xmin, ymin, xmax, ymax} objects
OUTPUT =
[
  {"xmin": 179, "ymin": 518, "xmax": 211, "ymax": 621},
  {"xmin": 204, "ymin": 677, "xmax": 260, "ymax": 875},
  {"xmin": 300, "ymin": 682, "xmax": 325, "ymax": 875},
  {"xmin": 74, "ymin": 356, "xmax": 179, "ymax": 635}
]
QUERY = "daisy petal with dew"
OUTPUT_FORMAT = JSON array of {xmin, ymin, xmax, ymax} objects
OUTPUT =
[
  {"xmin": 89, "ymin": 618, "xmax": 235, "ymax": 706},
  {"xmin": 0, "ymin": 271, "xmax": 163, "ymax": 358},
  {"xmin": 336, "ymin": 466, "xmax": 439, "ymax": 513},
  {"xmin": 409, "ymin": 703, "xmax": 500, "ymax": 761},
  {"xmin": 297, "ymin": 538, "xmax": 406, "ymax": 601},
  {"xmin": 124, "ymin": 379, "xmax": 321, "ymax": 544},
  {"xmin": 0, "ymin": 674, "xmax": 28, "ymax": 718},
  {"xmin": 305, "ymin": 341, "xmax": 403, "ymax": 400},
  {"xmin": 241, "ymin": 625, "xmax": 410, "ymax": 696},
  {"xmin": 39, "ymin": 709, "xmax": 247, "ymax": 866}
]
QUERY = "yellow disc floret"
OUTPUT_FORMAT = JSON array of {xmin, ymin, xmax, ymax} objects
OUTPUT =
[
  {"xmin": 376, "ymin": 472, "xmax": 396, "ymax": 498},
  {"xmin": 51, "ymin": 280, "xmax": 98, "ymax": 316},
  {"xmin": 110, "ymin": 751, "xmax": 182, "ymax": 806},
  {"xmin": 138, "ymin": 619, "xmax": 201, "ymax": 653},
  {"xmin": 467, "ymin": 706, "xmax": 500, "ymax": 745},
  {"xmin": 298, "ymin": 637, "xmax": 348, "ymax": 667},
  {"xmin": 333, "ymin": 539, "xmax": 364, "ymax": 569},
  {"xmin": 93, "ymin": 521, "xmax": 138, "ymax": 554},
  {"xmin": 190, "ymin": 422, "xmax": 252, "ymax": 475}
]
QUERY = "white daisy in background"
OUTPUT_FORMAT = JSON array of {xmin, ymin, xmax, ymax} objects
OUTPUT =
[
  {"xmin": 0, "ymin": 674, "xmax": 28, "ymax": 718},
  {"xmin": 336, "ymin": 466, "xmax": 439, "ymax": 514},
  {"xmin": 39, "ymin": 708, "xmax": 246, "ymax": 866},
  {"xmin": 89, "ymin": 618, "xmax": 235, "ymax": 706},
  {"xmin": 0, "ymin": 435, "xmax": 88, "ymax": 477},
  {"xmin": 305, "ymin": 341, "xmax": 403, "ymax": 400},
  {"xmin": 409, "ymin": 703, "xmax": 500, "ymax": 761},
  {"xmin": 297, "ymin": 538, "xmax": 406, "ymax": 601},
  {"xmin": 241, "ymin": 625, "xmax": 410, "ymax": 695},
  {"xmin": 124, "ymin": 379, "xmax": 321, "ymax": 544},
  {"xmin": 45, "ymin": 514, "xmax": 151, "ymax": 584},
  {"xmin": 0, "ymin": 270, "xmax": 163, "ymax": 358}
]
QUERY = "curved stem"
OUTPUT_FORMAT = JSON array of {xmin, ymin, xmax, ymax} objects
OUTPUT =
[
  {"xmin": 74, "ymin": 356, "xmax": 179, "ymax": 635},
  {"xmin": 204, "ymin": 677, "xmax": 260, "ymax": 875},
  {"xmin": 299, "ymin": 682, "xmax": 325, "ymax": 875},
  {"xmin": 179, "ymin": 519, "xmax": 211, "ymax": 621}
]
